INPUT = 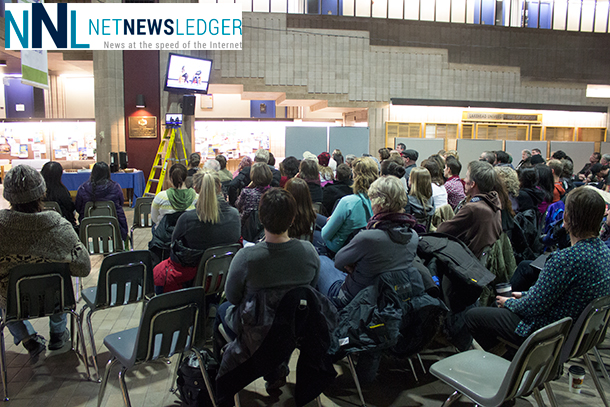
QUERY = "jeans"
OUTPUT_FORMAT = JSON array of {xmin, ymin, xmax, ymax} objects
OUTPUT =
[
  {"xmin": 317, "ymin": 255, "xmax": 352, "ymax": 308},
  {"xmin": 6, "ymin": 314, "xmax": 67, "ymax": 345}
]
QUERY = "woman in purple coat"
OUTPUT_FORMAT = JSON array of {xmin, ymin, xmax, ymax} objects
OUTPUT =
[{"xmin": 75, "ymin": 162, "xmax": 128, "ymax": 239}]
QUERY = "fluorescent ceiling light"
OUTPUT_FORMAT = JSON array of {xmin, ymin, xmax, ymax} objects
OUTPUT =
[{"xmin": 587, "ymin": 85, "xmax": 610, "ymax": 98}]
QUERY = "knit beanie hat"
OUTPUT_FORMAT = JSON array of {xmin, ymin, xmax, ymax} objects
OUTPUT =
[
  {"xmin": 318, "ymin": 152, "xmax": 330, "ymax": 167},
  {"xmin": 3, "ymin": 165, "xmax": 46, "ymax": 204}
]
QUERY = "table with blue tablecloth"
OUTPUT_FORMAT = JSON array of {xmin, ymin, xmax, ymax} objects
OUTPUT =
[{"xmin": 62, "ymin": 170, "xmax": 146, "ymax": 207}]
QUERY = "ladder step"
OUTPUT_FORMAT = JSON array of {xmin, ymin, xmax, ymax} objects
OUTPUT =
[
  {"xmin": 144, "ymin": 192, "xmax": 156, "ymax": 197},
  {"xmin": 149, "ymin": 179, "xmax": 160, "ymax": 183},
  {"xmin": 152, "ymin": 165, "xmax": 162, "ymax": 169}
]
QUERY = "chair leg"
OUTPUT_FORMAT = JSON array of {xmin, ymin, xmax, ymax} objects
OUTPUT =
[
  {"xmin": 70, "ymin": 311, "xmax": 92, "ymax": 381},
  {"xmin": 75, "ymin": 278, "xmax": 80, "ymax": 302},
  {"xmin": 584, "ymin": 353, "xmax": 610, "ymax": 407},
  {"xmin": 533, "ymin": 387, "xmax": 546, "ymax": 407},
  {"xmin": 118, "ymin": 367, "xmax": 132, "ymax": 407},
  {"xmin": 544, "ymin": 382, "xmax": 559, "ymax": 407},
  {"xmin": 0, "ymin": 324, "xmax": 8, "ymax": 401},
  {"xmin": 440, "ymin": 390, "xmax": 462, "ymax": 407},
  {"xmin": 193, "ymin": 348, "xmax": 218, "ymax": 407},
  {"xmin": 346, "ymin": 354, "xmax": 367, "ymax": 407},
  {"xmin": 408, "ymin": 358, "xmax": 419, "ymax": 382},
  {"xmin": 86, "ymin": 310, "xmax": 100, "ymax": 382},
  {"xmin": 97, "ymin": 358, "xmax": 118, "ymax": 407},
  {"xmin": 417, "ymin": 353, "xmax": 426, "ymax": 374},
  {"xmin": 594, "ymin": 347, "xmax": 610, "ymax": 384},
  {"xmin": 169, "ymin": 353, "xmax": 184, "ymax": 393}
]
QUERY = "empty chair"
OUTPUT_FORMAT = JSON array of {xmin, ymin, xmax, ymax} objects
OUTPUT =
[
  {"xmin": 430, "ymin": 317, "xmax": 572, "ymax": 407},
  {"xmin": 97, "ymin": 287, "xmax": 214, "ymax": 407},
  {"xmin": 129, "ymin": 196, "xmax": 154, "ymax": 250},
  {"xmin": 79, "ymin": 250, "xmax": 155, "ymax": 381},
  {"xmin": 0, "ymin": 263, "xmax": 91, "ymax": 401},
  {"xmin": 545, "ymin": 295, "xmax": 610, "ymax": 407},
  {"xmin": 194, "ymin": 244, "xmax": 241, "ymax": 294},
  {"xmin": 83, "ymin": 200, "xmax": 118, "ymax": 219},
  {"xmin": 80, "ymin": 216, "xmax": 125, "ymax": 255},
  {"xmin": 42, "ymin": 201, "xmax": 62, "ymax": 214}
]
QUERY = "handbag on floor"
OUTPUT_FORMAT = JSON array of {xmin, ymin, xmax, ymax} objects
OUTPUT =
[{"xmin": 176, "ymin": 350, "xmax": 219, "ymax": 407}]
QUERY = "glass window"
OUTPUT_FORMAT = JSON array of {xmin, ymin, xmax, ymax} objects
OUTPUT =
[
  {"xmin": 372, "ymin": 0, "xmax": 388, "ymax": 18},
  {"xmin": 581, "ymin": 0, "xmax": 596, "ymax": 31},
  {"xmin": 421, "ymin": 0, "xmax": 435, "ymax": 20},
  {"xmin": 404, "ymin": 0, "xmax": 420, "ymax": 19},
  {"xmin": 388, "ymin": 0, "xmax": 404, "ymax": 19},
  {"xmin": 553, "ymin": 0, "xmax": 568, "ymax": 29},
  {"xmin": 594, "ymin": 0, "xmax": 609, "ymax": 32},
  {"xmin": 355, "ymin": 0, "xmax": 371, "ymax": 17},
  {"xmin": 567, "ymin": 0, "xmax": 582, "ymax": 31},
  {"xmin": 451, "ymin": 0, "xmax": 467, "ymax": 23},
  {"xmin": 436, "ymin": 0, "xmax": 451, "ymax": 22}
]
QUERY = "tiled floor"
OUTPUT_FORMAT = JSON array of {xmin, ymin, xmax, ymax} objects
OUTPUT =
[{"xmin": 1, "ymin": 192, "xmax": 610, "ymax": 406}]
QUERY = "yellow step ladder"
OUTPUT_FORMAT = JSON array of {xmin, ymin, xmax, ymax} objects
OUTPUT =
[{"xmin": 144, "ymin": 125, "xmax": 188, "ymax": 195}]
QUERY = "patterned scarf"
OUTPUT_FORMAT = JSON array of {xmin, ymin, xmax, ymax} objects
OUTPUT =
[{"xmin": 366, "ymin": 211, "xmax": 417, "ymax": 231}]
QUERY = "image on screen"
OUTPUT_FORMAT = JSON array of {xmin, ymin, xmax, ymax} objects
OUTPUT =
[
  {"xmin": 165, "ymin": 113, "xmax": 183, "ymax": 126},
  {"xmin": 165, "ymin": 54, "xmax": 212, "ymax": 94}
]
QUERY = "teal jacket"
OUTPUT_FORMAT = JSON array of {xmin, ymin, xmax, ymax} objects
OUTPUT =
[{"xmin": 321, "ymin": 193, "xmax": 372, "ymax": 253}]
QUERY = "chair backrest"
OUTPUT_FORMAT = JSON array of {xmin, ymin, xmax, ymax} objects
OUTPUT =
[
  {"xmin": 133, "ymin": 197, "xmax": 154, "ymax": 228},
  {"xmin": 94, "ymin": 250, "xmax": 155, "ymax": 309},
  {"xmin": 194, "ymin": 244, "xmax": 241, "ymax": 295},
  {"xmin": 560, "ymin": 295, "xmax": 610, "ymax": 363},
  {"xmin": 500, "ymin": 317, "xmax": 572, "ymax": 402},
  {"xmin": 43, "ymin": 201, "xmax": 62, "ymax": 214},
  {"xmin": 132, "ymin": 287, "xmax": 206, "ymax": 365},
  {"xmin": 5, "ymin": 263, "xmax": 76, "ymax": 322},
  {"xmin": 80, "ymin": 216, "xmax": 124, "ymax": 254},
  {"xmin": 84, "ymin": 200, "xmax": 117, "ymax": 219}
]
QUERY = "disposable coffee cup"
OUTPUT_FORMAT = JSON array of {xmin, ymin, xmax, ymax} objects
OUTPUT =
[
  {"xmin": 496, "ymin": 283, "xmax": 512, "ymax": 298},
  {"xmin": 569, "ymin": 365, "xmax": 586, "ymax": 393}
]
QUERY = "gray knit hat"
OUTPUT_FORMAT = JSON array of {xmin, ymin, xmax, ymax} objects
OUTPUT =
[{"xmin": 3, "ymin": 165, "xmax": 46, "ymax": 204}]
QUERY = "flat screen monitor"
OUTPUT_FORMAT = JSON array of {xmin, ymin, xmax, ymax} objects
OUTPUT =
[
  {"xmin": 165, "ymin": 113, "xmax": 183, "ymax": 126},
  {"xmin": 164, "ymin": 53, "xmax": 212, "ymax": 94}
]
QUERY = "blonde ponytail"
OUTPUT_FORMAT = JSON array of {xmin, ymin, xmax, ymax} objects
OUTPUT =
[{"xmin": 196, "ymin": 170, "xmax": 221, "ymax": 224}]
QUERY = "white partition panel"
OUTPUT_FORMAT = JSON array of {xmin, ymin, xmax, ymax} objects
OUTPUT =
[
  {"xmin": 550, "ymin": 141, "xmax": 595, "ymax": 176},
  {"xmin": 395, "ymin": 137, "xmax": 445, "ymax": 167},
  {"xmin": 600, "ymin": 142, "xmax": 610, "ymax": 156},
  {"xmin": 505, "ymin": 141, "xmax": 548, "ymax": 166},
  {"xmin": 285, "ymin": 127, "xmax": 327, "ymax": 159},
  {"xmin": 456, "ymin": 139, "xmax": 503, "ymax": 177},
  {"xmin": 329, "ymin": 127, "xmax": 370, "ymax": 158}
]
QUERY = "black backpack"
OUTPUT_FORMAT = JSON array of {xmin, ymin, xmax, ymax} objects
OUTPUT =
[
  {"xmin": 176, "ymin": 350, "xmax": 219, "ymax": 407},
  {"xmin": 241, "ymin": 209, "xmax": 265, "ymax": 242}
]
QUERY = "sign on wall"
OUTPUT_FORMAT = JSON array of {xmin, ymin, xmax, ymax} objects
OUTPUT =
[{"xmin": 128, "ymin": 116, "xmax": 157, "ymax": 139}]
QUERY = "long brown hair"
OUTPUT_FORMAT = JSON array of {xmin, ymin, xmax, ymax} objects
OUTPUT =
[{"xmin": 285, "ymin": 177, "xmax": 316, "ymax": 240}]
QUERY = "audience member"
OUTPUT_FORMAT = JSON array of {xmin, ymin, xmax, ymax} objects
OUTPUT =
[
  {"xmin": 403, "ymin": 149, "xmax": 419, "ymax": 179},
  {"xmin": 150, "ymin": 164, "xmax": 197, "ymax": 225},
  {"xmin": 531, "ymin": 148, "xmax": 542, "ymax": 156},
  {"xmin": 75, "ymin": 162, "xmax": 128, "ymax": 239},
  {"xmin": 560, "ymin": 158, "xmax": 575, "ymax": 194},
  {"xmin": 345, "ymin": 154, "xmax": 357, "ymax": 167},
  {"xmin": 319, "ymin": 160, "xmax": 334, "ymax": 187},
  {"xmin": 547, "ymin": 159, "xmax": 565, "ymax": 202},
  {"xmin": 40, "ymin": 161, "xmax": 77, "ymax": 229},
  {"xmin": 405, "ymin": 167, "xmax": 434, "ymax": 232},
  {"xmin": 233, "ymin": 156, "xmax": 253, "ymax": 178},
  {"xmin": 214, "ymin": 188, "xmax": 319, "ymax": 391},
  {"xmin": 215, "ymin": 155, "xmax": 233, "ymax": 183},
  {"xmin": 298, "ymin": 159, "xmax": 323, "ymax": 203},
  {"xmin": 378, "ymin": 148, "xmax": 391, "ymax": 162},
  {"xmin": 331, "ymin": 150, "xmax": 344, "ymax": 169},
  {"xmin": 285, "ymin": 177, "xmax": 316, "ymax": 241},
  {"xmin": 268, "ymin": 152, "xmax": 276, "ymax": 167},
  {"xmin": 436, "ymin": 161, "xmax": 502, "ymax": 258},
  {"xmin": 465, "ymin": 187, "xmax": 610, "ymax": 353},
  {"xmin": 577, "ymin": 152, "xmax": 601, "ymax": 181},
  {"xmin": 187, "ymin": 153, "xmax": 201, "ymax": 177},
  {"xmin": 153, "ymin": 169, "xmax": 240, "ymax": 293},
  {"xmin": 535, "ymin": 164, "xmax": 554, "ymax": 214},
  {"xmin": 495, "ymin": 151, "xmax": 514, "ymax": 169},
  {"xmin": 516, "ymin": 149, "xmax": 531, "ymax": 170},
  {"xmin": 551, "ymin": 150, "xmax": 567, "ymax": 160},
  {"xmin": 203, "ymin": 159, "xmax": 221, "ymax": 172},
  {"xmin": 446, "ymin": 150, "xmax": 459, "ymax": 161},
  {"xmin": 422, "ymin": 159, "xmax": 448, "ymax": 210},
  {"xmin": 479, "ymin": 151, "xmax": 496, "ymax": 165},
  {"xmin": 279, "ymin": 156, "xmax": 300, "ymax": 188},
  {"xmin": 444, "ymin": 157, "xmax": 465, "ymax": 210},
  {"xmin": 0, "ymin": 165, "xmax": 90, "ymax": 357},
  {"xmin": 589, "ymin": 163, "xmax": 610, "ymax": 190},
  {"xmin": 228, "ymin": 150, "xmax": 280, "ymax": 205},
  {"xmin": 322, "ymin": 164, "xmax": 353, "ymax": 215},
  {"xmin": 321, "ymin": 157, "xmax": 377, "ymax": 255},
  {"xmin": 396, "ymin": 143, "xmax": 406, "ymax": 153},
  {"xmin": 530, "ymin": 155, "xmax": 545, "ymax": 165},
  {"xmin": 516, "ymin": 168, "xmax": 544, "ymax": 213},
  {"xmin": 236, "ymin": 162, "xmax": 272, "ymax": 224},
  {"xmin": 602, "ymin": 154, "xmax": 610, "ymax": 166},
  {"xmin": 494, "ymin": 166, "xmax": 520, "ymax": 213}
]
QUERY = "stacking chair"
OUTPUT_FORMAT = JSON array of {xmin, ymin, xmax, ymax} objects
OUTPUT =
[
  {"xmin": 83, "ymin": 200, "xmax": 117, "ymax": 219},
  {"xmin": 79, "ymin": 251, "xmax": 155, "ymax": 381},
  {"xmin": 0, "ymin": 263, "xmax": 91, "ymax": 401},
  {"xmin": 42, "ymin": 201, "xmax": 62, "ymax": 214},
  {"xmin": 194, "ymin": 244, "xmax": 241, "ymax": 294},
  {"xmin": 430, "ymin": 317, "xmax": 572, "ymax": 407},
  {"xmin": 544, "ymin": 295, "xmax": 610, "ymax": 407},
  {"xmin": 129, "ymin": 196, "xmax": 154, "ymax": 250},
  {"xmin": 97, "ymin": 287, "xmax": 215, "ymax": 407},
  {"xmin": 80, "ymin": 216, "xmax": 125, "ymax": 255}
]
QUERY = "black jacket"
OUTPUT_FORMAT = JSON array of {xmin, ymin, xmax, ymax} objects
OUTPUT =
[
  {"xmin": 216, "ymin": 286, "xmax": 337, "ymax": 407},
  {"xmin": 322, "ymin": 180, "xmax": 353, "ymax": 215},
  {"xmin": 148, "ymin": 211, "xmax": 184, "ymax": 265},
  {"xmin": 306, "ymin": 181, "xmax": 323, "ymax": 204},
  {"xmin": 517, "ymin": 187, "xmax": 545, "ymax": 213},
  {"xmin": 227, "ymin": 165, "xmax": 280, "ymax": 205}
]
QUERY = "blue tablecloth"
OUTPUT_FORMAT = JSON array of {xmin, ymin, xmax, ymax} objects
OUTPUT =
[{"xmin": 62, "ymin": 170, "xmax": 146, "ymax": 207}]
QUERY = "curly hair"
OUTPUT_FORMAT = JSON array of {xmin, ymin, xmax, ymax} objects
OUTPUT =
[
  {"xmin": 352, "ymin": 157, "xmax": 379, "ymax": 195},
  {"xmin": 494, "ymin": 166, "xmax": 519, "ymax": 197}
]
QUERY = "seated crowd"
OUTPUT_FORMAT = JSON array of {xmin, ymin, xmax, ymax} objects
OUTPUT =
[{"xmin": 2, "ymin": 144, "xmax": 610, "ymax": 404}]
